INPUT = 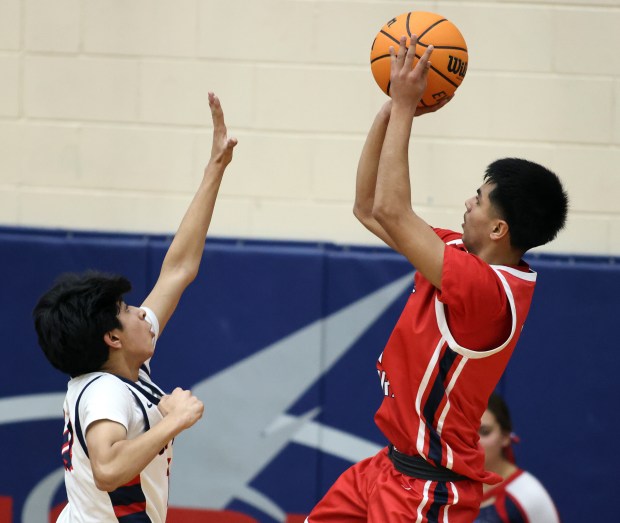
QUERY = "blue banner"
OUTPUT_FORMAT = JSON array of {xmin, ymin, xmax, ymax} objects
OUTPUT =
[{"xmin": 0, "ymin": 228, "xmax": 616, "ymax": 523}]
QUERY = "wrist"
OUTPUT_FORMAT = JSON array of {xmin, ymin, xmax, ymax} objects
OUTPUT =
[
  {"xmin": 204, "ymin": 160, "xmax": 226, "ymax": 179},
  {"xmin": 390, "ymin": 100, "xmax": 418, "ymax": 120},
  {"xmin": 160, "ymin": 410, "xmax": 187, "ymax": 437},
  {"xmin": 391, "ymin": 99, "xmax": 418, "ymax": 113},
  {"xmin": 379, "ymin": 100, "xmax": 392, "ymax": 118}
]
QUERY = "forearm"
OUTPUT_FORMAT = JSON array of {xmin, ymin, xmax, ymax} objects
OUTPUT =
[
  {"xmin": 142, "ymin": 93, "xmax": 235, "ymax": 332},
  {"xmin": 374, "ymin": 101, "xmax": 445, "ymax": 286},
  {"xmin": 355, "ymin": 102, "xmax": 391, "ymax": 215},
  {"xmin": 92, "ymin": 415, "xmax": 185, "ymax": 492},
  {"xmin": 354, "ymin": 103, "xmax": 400, "ymax": 250},
  {"xmin": 374, "ymin": 102, "xmax": 417, "ymax": 221},
  {"xmin": 159, "ymin": 161, "xmax": 226, "ymax": 282}
]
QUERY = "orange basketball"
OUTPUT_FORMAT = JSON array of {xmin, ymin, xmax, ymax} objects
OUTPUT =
[{"xmin": 370, "ymin": 11, "xmax": 468, "ymax": 107}]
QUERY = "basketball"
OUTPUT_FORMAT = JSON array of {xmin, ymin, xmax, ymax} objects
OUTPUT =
[{"xmin": 370, "ymin": 11, "xmax": 468, "ymax": 107}]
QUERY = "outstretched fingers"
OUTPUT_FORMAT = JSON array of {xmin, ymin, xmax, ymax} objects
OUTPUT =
[
  {"xmin": 403, "ymin": 35, "xmax": 418, "ymax": 70},
  {"xmin": 208, "ymin": 91, "xmax": 226, "ymax": 133},
  {"xmin": 397, "ymin": 35, "xmax": 408, "ymax": 65},
  {"xmin": 417, "ymin": 44, "xmax": 434, "ymax": 77},
  {"xmin": 389, "ymin": 35, "xmax": 409, "ymax": 70},
  {"xmin": 207, "ymin": 92, "xmax": 237, "ymax": 166}
]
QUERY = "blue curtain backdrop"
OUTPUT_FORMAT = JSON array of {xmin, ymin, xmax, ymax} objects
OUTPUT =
[{"xmin": 0, "ymin": 226, "xmax": 616, "ymax": 522}]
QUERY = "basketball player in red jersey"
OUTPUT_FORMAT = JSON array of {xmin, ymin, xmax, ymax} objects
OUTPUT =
[{"xmin": 306, "ymin": 36, "xmax": 568, "ymax": 523}]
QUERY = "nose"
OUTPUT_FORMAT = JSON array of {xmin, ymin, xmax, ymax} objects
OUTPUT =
[
  {"xmin": 465, "ymin": 197, "xmax": 473, "ymax": 212},
  {"xmin": 138, "ymin": 308, "xmax": 146, "ymax": 320}
]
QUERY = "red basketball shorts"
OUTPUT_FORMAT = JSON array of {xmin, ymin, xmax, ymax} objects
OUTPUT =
[{"xmin": 306, "ymin": 447, "xmax": 482, "ymax": 523}]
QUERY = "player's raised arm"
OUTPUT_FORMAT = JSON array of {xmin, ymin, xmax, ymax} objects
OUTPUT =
[
  {"xmin": 354, "ymin": 100, "xmax": 401, "ymax": 251},
  {"xmin": 373, "ymin": 36, "xmax": 446, "ymax": 289},
  {"xmin": 355, "ymin": 96, "xmax": 450, "ymax": 252},
  {"xmin": 142, "ymin": 92, "xmax": 237, "ymax": 333}
]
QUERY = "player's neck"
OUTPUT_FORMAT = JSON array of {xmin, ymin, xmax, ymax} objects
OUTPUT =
[
  {"xmin": 101, "ymin": 356, "xmax": 140, "ymax": 382},
  {"xmin": 477, "ymin": 244, "xmax": 523, "ymax": 267},
  {"xmin": 482, "ymin": 460, "xmax": 518, "ymax": 498},
  {"xmin": 488, "ymin": 458, "xmax": 518, "ymax": 481}
]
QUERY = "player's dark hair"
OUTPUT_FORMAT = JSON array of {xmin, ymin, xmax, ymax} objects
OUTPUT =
[
  {"xmin": 484, "ymin": 158, "xmax": 569, "ymax": 252},
  {"xmin": 487, "ymin": 393, "xmax": 512, "ymax": 434},
  {"xmin": 33, "ymin": 271, "xmax": 131, "ymax": 377}
]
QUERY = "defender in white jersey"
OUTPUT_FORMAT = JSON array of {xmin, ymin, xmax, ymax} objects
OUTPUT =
[{"xmin": 34, "ymin": 93, "xmax": 237, "ymax": 522}]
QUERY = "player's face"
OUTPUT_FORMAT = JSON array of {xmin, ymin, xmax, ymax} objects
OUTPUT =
[
  {"xmin": 462, "ymin": 182, "xmax": 499, "ymax": 254},
  {"xmin": 479, "ymin": 409, "xmax": 511, "ymax": 469},
  {"xmin": 116, "ymin": 303, "xmax": 156, "ymax": 364}
]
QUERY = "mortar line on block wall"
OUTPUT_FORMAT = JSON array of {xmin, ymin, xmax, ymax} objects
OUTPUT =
[
  {"xmin": 20, "ymin": 48, "xmax": 620, "ymax": 81},
  {"xmin": 15, "ymin": 185, "xmax": 196, "ymax": 199},
  {"xmin": 439, "ymin": 0, "xmax": 620, "ymax": 11},
  {"xmin": 21, "ymin": 48, "xmax": 372, "ymax": 70},
  {"xmin": 10, "ymin": 115, "xmax": 620, "ymax": 149}
]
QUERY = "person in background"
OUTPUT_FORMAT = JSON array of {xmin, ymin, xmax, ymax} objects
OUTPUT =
[{"xmin": 476, "ymin": 394, "xmax": 560, "ymax": 523}]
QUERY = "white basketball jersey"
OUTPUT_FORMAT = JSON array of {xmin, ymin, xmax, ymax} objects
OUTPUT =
[{"xmin": 57, "ymin": 308, "xmax": 172, "ymax": 523}]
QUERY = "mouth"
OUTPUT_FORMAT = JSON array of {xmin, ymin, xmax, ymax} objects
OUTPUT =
[{"xmin": 144, "ymin": 315, "xmax": 155, "ymax": 336}]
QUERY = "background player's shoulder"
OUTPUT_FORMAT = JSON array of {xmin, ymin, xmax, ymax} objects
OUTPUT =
[{"xmin": 507, "ymin": 471, "xmax": 560, "ymax": 522}]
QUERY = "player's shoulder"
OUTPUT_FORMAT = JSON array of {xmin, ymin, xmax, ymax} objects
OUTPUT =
[
  {"xmin": 432, "ymin": 227, "xmax": 463, "ymax": 246},
  {"xmin": 507, "ymin": 470, "xmax": 559, "ymax": 520},
  {"xmin": 508, "ymin": 469, "xmax": 550, "ymax": 495},
  {"xmin": 68, "ymin": 372, "xmax": 130, "ymax": 399}
]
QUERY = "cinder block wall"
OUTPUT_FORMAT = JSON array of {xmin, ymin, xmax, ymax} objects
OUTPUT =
[{"xmin": 1, "ymin": 0, "xmax": 618, "ymax": 255}]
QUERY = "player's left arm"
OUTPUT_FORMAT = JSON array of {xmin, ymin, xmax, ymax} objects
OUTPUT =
[
  {"xmin": 141, "ymin": 93, "xmax": 237, "ymax": 334},
  {"xmin": 373, "ymin": 36, "xmax": 446, "ymax": 289},
  {"xmin": 355, "ymin": 97, "xmax": 449, "ymax": 253},
  {"xmin": 87, "ymin": 388, "xmax": 203, "ymax": 492}
]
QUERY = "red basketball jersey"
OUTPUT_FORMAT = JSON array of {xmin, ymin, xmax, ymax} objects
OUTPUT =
[{"xmin": 374, "ymin": 229, "xmax": 536, "ymax": 484}]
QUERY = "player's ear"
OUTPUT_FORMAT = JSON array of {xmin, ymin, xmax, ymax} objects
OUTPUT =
[
  {"xmin": 490, "ymin": 219, "xmax": 509, "ymax": 241},
  {"xmin": 104, "ymin": 330, "xmax": 122, "ymax": 349}
]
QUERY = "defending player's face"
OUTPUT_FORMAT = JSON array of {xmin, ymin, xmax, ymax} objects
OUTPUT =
[
  {"xmin": 461, "ymin": 182, "xmax": 500, "ymax": 254},
  {"xmin": 479, "ymin": 409, "xmax": 511, "ymax": 468},
  {"xmin": 115, "ymin": 303, "xmax": 157, "ymax": 364}
]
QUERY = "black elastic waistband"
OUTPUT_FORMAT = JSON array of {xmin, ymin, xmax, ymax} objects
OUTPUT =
[{"xmin": 388, "ymin": 445, "xmax": 468, "ymax": 482}]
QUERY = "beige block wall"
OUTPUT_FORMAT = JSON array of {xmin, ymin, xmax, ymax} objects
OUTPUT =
[{"xmin": 1, "ymin": 0, "xmax": 619, "ymax": 255}]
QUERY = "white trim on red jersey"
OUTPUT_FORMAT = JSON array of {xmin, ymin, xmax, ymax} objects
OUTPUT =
[{"xmin": 435, "ymin": 266, "xmax": 537, "ymax": 360}]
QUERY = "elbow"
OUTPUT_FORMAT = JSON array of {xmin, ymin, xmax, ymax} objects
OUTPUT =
[
  {"xmin": 371, "ymin": 202, "xmax": 397, "ymax": 226},
  {"xmin": 372, "ymin": 194, "xmax": 411, "ymax": 225},
  {"xmin": 161, "ymin": 262, "xmax": 199, "ymax": 288},
  {"xmin": 181, "ymin": 266, "xmax": 199, "ymax": 286},
  {"xmin": 353, "ymin": 198, "xmax": 380, "ymax": 229},
  {"xmin": 171, "ymin": 266, "xmax": 198, "ymax": 290},
  {"xmin": 92, "ymin": 462, "xmax": 127, "ymax": 492},
  {"xmin": 92, "ymin": 468, "xmax": 120, "ymax": 493},
  {"xmin": 353, "ymin": 203, "xmax": 369, "ymax": 225}
]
